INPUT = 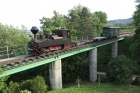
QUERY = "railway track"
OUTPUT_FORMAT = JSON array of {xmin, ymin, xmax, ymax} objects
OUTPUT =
[{"xmin": 0, "ymin": 37, "xmax": 123, "ymax": 71}]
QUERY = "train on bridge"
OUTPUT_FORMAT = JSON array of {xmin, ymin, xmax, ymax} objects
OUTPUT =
[{"xmin": 28, "ymin": 26, "xmax": 120, "ymax": 55}]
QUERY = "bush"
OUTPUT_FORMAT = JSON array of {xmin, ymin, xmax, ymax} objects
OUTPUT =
[
  {"xmin": 107, "ymin": 55, "xmax": 138, "ymax": 85},
  {"xmin": 8, "ymin": 81, "xmax": 20, "ymax": 93},
  {"xmin": 0, "ymin": 67, "xmax": 9, "ymax": 93},
  {"xmin": 20, "ymin": 89, "xmax": 31, "ymax": 93},
  {"xmin": 20, "ymin": 76, "xmax": 48, "ymax": 93}
]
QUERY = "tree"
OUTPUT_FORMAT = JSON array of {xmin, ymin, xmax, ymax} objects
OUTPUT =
[
  {"xmin": 8, "ymin": 81, "xmax": 20, "ymax": 93},
  {"xmin": 78, "ymin": 7, "xmax": 94, "ymax": 37},
  {"xmin": 68, "ymin": 5, "xmax": 95, "ymax": 37},
  {"xmin": 0, "ymin": 77, "xmax": 9, "ymax": 93},
  {"xmin": 20, "ymin": 76, "xmax": 48, "ymax": 93},
  {"xmin": 0, "ymin": 24, "xmax": 30, "ymax": 47},
  {"xmin": 67, "ymin": 5, "xmax": 108, "ymax": 37},
  {"xmin": 92, "ymin": 11, "xmax": 107, "ymax": 36},
  {"xmin": 130, "ymin": 2, "xmax": 140, "ymax": 73},
  {"xmin": 133, "ymin": 4, "xmax": 140, "ymax": 27},
  {"xmin": 40, "ymin": 11, "xmax": 67, "ymax": 32},
  {"xmin": 20, "ymin": 89, "xmax": 31, "ymax": 93},
  {"xmin": 107, "ymin": 55, "xmax": 138, "ymax": 85},
  {"xmin": 0, "ymin": 67, "xmax": 9, "ymax": 93},
  {"xmin": 67, "ymin": 5, "xmax": 83, "ymax": 38},
  {"xmin": 94, "ymin": 11, "xmax": 107, "ymax": 25}
]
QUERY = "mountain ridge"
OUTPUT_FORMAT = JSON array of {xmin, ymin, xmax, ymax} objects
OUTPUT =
[{"xmin": 108, "ymin": 18, "xmax": 133, "ymax": 26}]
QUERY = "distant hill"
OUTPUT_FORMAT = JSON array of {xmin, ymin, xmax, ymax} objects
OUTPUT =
[{"xmin": 108, "ymin": 18, "xmax": 133, "ymax": 26}]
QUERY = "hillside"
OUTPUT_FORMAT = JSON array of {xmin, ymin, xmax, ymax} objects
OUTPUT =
[{"xmin": 108, "ymin": 18, "xmax": 133, "ymax": 26}]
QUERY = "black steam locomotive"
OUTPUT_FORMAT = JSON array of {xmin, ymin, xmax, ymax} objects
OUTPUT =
[
  {"xmin": 28, "ymin": 26, "xmax": 72, "ymax": 55},
  {"xmin": 28, "ymin": 26, "xmax": 120, "ymax": 55}
]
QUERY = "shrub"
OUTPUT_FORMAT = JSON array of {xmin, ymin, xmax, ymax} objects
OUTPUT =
[
  {"xmin": 8, "ymin": 81, "xmax": 20, "ymax": 93},
  {"xmin": 107, "ymin": 55, "xmax": 138, "ymax": 85},
  {"xmin": 20, "ymin": 76, "xmax": 48, "ymax": 93},
  {"xmin": 20, "ymin": 89, "xmax": 31, "ymax": 93}
]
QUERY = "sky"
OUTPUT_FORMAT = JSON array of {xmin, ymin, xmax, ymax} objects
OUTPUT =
[{"xmin": 0, "ymin": 0, "xmax": 137, "ymax": 29}]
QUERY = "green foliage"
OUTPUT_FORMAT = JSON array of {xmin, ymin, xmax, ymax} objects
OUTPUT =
[
  {"xmin": 40, "ymin": 5, "xmax": 107, "ymax": 38},
  {"xmin": 8, "ymin": 81, "xmax": 20, "ymax": 93},
  {"xmin": 118, "ymin": 37, "xmax": 134, "ymax": 57},
  {"xmin": 0, "ymin": 67, "xmax": 9, "ymax": 93},
  {"xmin": 62, "ymin": 52, "xmax": 89, "ymax": 82},
  {"xmin": 129, "ymin": 28, "xmax": 140, "ymax": 73},
  {"xmin": 0, "ymin": 24, "xmax": 30, "ymax": 47},
  {"xmin": 92, "ymin": 11, "xmax": 107, "ymax": 36},
  {"xmin": 0, "ymin": 77, "xmax": 9, "ymax": 93},
  {"xmin": 0, "ymin": 24, "xmax": 30, "ymax": 59},
  {"xmin": 133, "ymin": 4, "xmax": 140, "ymax": 28},
  {"xmin": 97, "ymin": 45, "xmax": 111, "ymax": 72},
  {"xmin": 20, "ymin": 89, "xmax": 31, "ymax": 93},
  {"xmin": 131, "ymin": 2, "xmax": 140, "ymax": 74},
  {"xmin": 107, "ymin": 55, "xmax": 138, "ymax": 85},
  {"xmin": 67, "ymin": 5, "xmax": 107, "ymax": 37},
  {"xmin": 40, "ymin": 11, "xmax": 67, "ymax": 32},
  {"xmin": 20, "ymin": 76, "xmax": 48, "ymax": 93}
]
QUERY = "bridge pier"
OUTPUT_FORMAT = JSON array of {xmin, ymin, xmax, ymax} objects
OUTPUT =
[
  {"xmin": 112, "ymin": 42, "xmax": 118, "ymax": 58},
  {"xmin": 49, "ymin": 59, "xmax": 62, "ymax": 90},
  {"xmin": 89, "ymin": 48, "xmax": 97, "ymax": 82}
]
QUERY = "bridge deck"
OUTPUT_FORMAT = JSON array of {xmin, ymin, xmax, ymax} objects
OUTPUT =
[{"xmin": 0, "ymin": 37, "xmax": 124, "ymax": 78}]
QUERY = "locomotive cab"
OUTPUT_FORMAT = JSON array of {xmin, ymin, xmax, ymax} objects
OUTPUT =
[{"xmin": 52, "ymin": 28, "xmax": 70, "ymax": 39}]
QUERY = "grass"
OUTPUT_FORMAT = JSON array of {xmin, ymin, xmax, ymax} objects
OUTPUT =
[
  {"xmin": 48, "ymin": 83, "xmax": 140, "ymax": 93},
  {"xmin": 120, "ymin": 29, "xmax": 135, "ymax": 36}
]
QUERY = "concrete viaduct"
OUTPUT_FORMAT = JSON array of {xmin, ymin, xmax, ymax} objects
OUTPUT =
[{"xmin": 0, "ymin": 38, "xmax": 122, "ymax": 90}]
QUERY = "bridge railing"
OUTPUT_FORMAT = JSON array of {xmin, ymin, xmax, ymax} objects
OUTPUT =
[{"xmin": 0, "ymin": 45, "xmax": 27, "ymax": 59}]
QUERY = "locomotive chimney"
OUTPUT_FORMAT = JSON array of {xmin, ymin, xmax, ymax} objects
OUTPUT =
[{"xmin": 30, "ymin": 26, "xmax": 39, "ymax": 40}]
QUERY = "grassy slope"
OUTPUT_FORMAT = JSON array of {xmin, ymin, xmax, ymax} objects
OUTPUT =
[{"xmin": 48, "ymin": 83, "xmax": 140, "ymax": 93}]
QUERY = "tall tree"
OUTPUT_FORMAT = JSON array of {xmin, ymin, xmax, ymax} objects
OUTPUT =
[
  {"xmin": 40, "ymin": 11, "xmax": 67, "ymax": 32},
  {"xmin": 92, "ymin": 11, "xmax": 107, "ymax": 36},
  {"xmin": 67, "ymin": 5, "xmax": 95, "ymax": 37},
  {"xmin": 78, "ymin": 7, "xmax": 94, "ymax": 36},
  {"xmin": 67, "ymin": 5, "xmax": 107, "ymax": 37},
  {"xmin": 133, "ymin": 4, "xmax": 140, "ymax": 27},
  {"xmin": 129, "ymin": 1, "xmax": 140, "ymax": 73}
]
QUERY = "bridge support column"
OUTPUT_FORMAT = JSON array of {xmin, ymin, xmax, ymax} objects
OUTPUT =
[
  {"xmin": 49, "ymin": 59, "xmax": 62, "ymax": 90},
  {"xmin": 112, "ymin": 42, "xmax": 118, "ymax": 58},
  {"xmin": 89, "ymin": 48, "xmax": 97, "ymax": 82}
]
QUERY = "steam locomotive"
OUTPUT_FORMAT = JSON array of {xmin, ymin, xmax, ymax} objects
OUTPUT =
[
  {"xmin": 28, "ymin": 26, "xmax": 120, "ymax": 55},
  {"xmin": 28, "ymin": 26, "xmax": 73, "ymax": 55}
]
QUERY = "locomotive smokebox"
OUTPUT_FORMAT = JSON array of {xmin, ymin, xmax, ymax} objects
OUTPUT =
[{"xmin": 30, "ymin": 26, "xmax": 39, "ymax": 40}]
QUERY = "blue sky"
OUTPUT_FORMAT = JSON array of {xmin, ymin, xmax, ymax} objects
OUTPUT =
[{"xmin": 0, "ymin": 0, "xmax": 136, "ymax": 28}]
